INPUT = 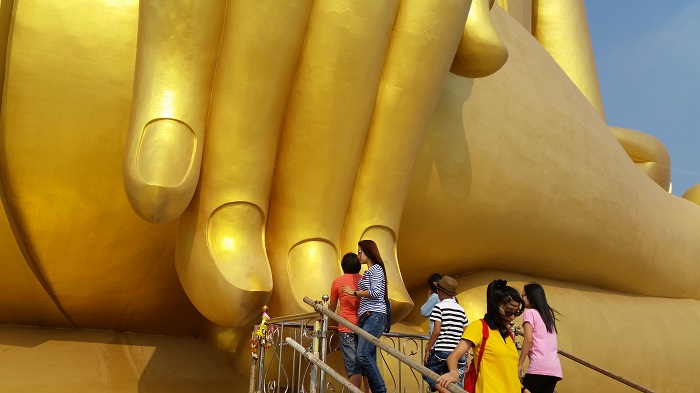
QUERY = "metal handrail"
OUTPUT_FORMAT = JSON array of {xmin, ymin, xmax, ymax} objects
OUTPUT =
[
  {"xmin": 286, "ymin": 337, "xmax": 363, "ymax": 393},
  {"xmin": 302, "ymin": 320, "xmax": 430, "ymax": 340},
  {"xmin": 303, "ymin": 296, "xmax": 467, "ymax": 393},
  {"xmin": 557, "ymin": 349, "xmax": 655, "ymax": 393},
  {"xmin": 267, "ymin": 311, "xmax": 321, "ymax": 324},
  {"xmin": 251, "ymin": 302, "xmax": 657, "ymax": 393},
  {"xmin": 513, "ymin": 328, "xmax": 655, "ymax": 393}
]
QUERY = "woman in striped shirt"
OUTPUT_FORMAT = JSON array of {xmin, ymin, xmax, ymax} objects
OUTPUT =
[{"xmin": 342, "ymin": 239, "xmax": 388, "ymax": 393}]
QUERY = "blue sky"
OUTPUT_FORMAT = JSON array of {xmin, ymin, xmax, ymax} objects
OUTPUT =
[{"xmin": 585, "ymin": 0, "xmax": 700, "ymax": 196}]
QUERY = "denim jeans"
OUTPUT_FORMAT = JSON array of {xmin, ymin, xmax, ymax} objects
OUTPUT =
[
  {"xmin": 338, "ymin": 332, "xmax": 361, "ymax": 376},
  {"xmin": 356, "ymin": 312, "xmax": 387, "ymax": 393},
  {"xmin": 423, "ymin": 349, "xmax": 467, "ymax": 391}
]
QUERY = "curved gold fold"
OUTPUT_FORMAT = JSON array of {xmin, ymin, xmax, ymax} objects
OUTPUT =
[
  {"xmin": 683, "ymin": 184, "xmax": 700, "ymax": 205},
  {"xmin": 450, "ymin": 0, "xmax": 508, "ymax": 78},
  {"xmin": 610, "ymin": 126, "xmax": 671, "ymax": 191}
]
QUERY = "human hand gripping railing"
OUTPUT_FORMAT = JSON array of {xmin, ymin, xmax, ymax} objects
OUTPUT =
[
  {"xmin": 303, "ymin": 296, "xmax": 468, "ymax": 393},
  {"xmin": 512, "ymin": 326, "xmax": 655, "ymax": 393}
]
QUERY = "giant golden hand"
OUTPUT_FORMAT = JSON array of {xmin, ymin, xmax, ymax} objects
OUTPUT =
[
  {"xmin": 0, "ymin": 0, "xmax": 507, "ymax": 335},
  {"xmin": 122, "ymin": 0, "xmax": 481, "ymax": 327},
  {"xmin": 2, "ymin": 0, "xmax": 700, "ymax": 391}
]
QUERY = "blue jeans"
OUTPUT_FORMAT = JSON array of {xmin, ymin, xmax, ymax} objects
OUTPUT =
[
  {"xmin": 338, "ymin": 332, "xmax": 362, "ymax": 376},
  {"xmin": 423, "ymin": 349, "xmax": 467, "ymax": 391},
  {"xmin": 356, "ymin": 312, "xmax": 387, "ymax": 393}
]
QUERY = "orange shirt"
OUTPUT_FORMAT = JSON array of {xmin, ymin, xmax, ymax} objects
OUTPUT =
[{"xmin": 330, "ymin": 274, "xmax": 362, "ymax": 332}]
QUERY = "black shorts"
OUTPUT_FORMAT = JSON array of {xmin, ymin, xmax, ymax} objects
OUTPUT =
[{"xmin": 522, "ymin": 373, "xmax": 561, "ymax": 393}]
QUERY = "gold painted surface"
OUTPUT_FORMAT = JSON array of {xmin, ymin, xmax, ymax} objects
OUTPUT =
[
  {"xmin": 400, "ymin": 8, "xmax": 700, "ymax": 299},
  {"xmin": 610, "ymin": 126, "xmax": 672, "ymax": 191},
  {"xmin": 0, "ymin": 326, "xmax": 245, "ymax": 393},
  {"xmin": 532, "ymin": 0, "xmax": 606, "ymax": 117},
  {"xmin": 451, "ymin": 0, "xmax": 508, "ymax": 78},
  {"xmin": 495, "ymin": 0, "xmax": 533, "ymax": 32},
  {"xmin": 0, "ymin": 194, "xmax": 69, "ymax": 327},
  {"xmin": 682, "ymin": 184, "xmax": 700, "ymax": 205},
  {"xmin": 0, "ymin": 0, "xmax": 12, "ymax": 100},
  {"xmin": 0, "ymin": 0, "xmax": 206, "ymax": 335},
  {"xmin": 0, "ymin": 0, "xmax": 698, "ymax": 392}
]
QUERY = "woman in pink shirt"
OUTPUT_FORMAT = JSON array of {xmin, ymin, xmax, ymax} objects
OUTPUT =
[{"xmin": 518, "ymin": 283, "xmax": 563, "ymax": 393}]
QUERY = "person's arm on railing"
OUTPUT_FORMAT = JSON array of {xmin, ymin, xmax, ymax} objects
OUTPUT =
[
  {"xmin": 424, "ymin": 320, "xmax": 442, "ymax": 364},
  {"xmin": 436, "ymin": 339, "xmax": 473, "ymax": 388},
  {"xmin": 518, "ymin": 322, "xmax": 533, "ymax": 378}
]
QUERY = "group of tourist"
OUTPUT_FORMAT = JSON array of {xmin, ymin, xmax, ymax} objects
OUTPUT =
[
  {"xmin": 328, "ymin": 239, "xmax": 562, "ymax": 393},
  {"xmin": 329, "ymin": 240, "xmax": 390, "ymax": 393}
]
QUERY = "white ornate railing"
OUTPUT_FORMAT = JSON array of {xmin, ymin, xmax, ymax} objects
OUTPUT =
[
  {"xmin": 248, "ymin": 297, "xmax": 465, "ymax": 393},
  {"xmin": 250, "ymin": 299, "xmax": 656, "ymax": 393}
]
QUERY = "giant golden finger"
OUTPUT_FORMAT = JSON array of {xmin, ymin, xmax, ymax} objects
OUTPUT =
[
  {"xmin": 532, "ymin": 0, "xmax": 605, "ymax": 117},
  {"xmin": 265, "ymin": 0, "xmax": 400, "ymax": 315},
  {"xmin": 123, "ymin": 0, "xmax": 225, "ymax": 223},
  {"xmin": 342, "ymin": 0, "xmax": 471, "ymax": 321},
  {"xmin": 175, "ymin": 0, "xmax": 313, "ymax": 327}
]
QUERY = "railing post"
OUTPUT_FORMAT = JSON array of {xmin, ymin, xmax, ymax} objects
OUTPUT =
[
  {"xmin": 286, "ymin": 337, "xmax": 363, "ymax": 393},
  {"xmin": 319, "ymin": 294, "xmax": 330, "ymax": 393},
  {"xmin": 249, "ymin": 324, "xmax": 259, "ymax": 393},
  {"xmin": 256, "ymin": 343, "xmax": 266, "ymax": 392},
  {"xmin": 310, "ymin": 317, "xmax": 320, "ymax": 393},
  {"xmin": 255, "ymin": 305, "xmax": 270, "ymax": 393}
]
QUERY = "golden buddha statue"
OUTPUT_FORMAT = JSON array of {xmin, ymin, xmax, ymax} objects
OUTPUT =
[{"xmin": 0, "ymin": 0, "xmax": 698, "ymax": 391}]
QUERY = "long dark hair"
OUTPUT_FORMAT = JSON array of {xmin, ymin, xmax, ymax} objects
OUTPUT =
[
  {"xmin": 428, "ymin": 273, "xmax": 442, "ymax": 293},
  {"xmin": 358, "ymin": 240, "xmax": 388, "ymax": 300},
  {"xmin": 524, "ymin": 283, "xmax": 559, "ymax": 333},
  {"xmin": 484, "ymin": 279, "xmax": 523, "ymax": 338}
]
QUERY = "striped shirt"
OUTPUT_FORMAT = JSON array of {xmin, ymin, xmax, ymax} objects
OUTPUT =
[
  {"xmin": 430, "ymin": 298, "xmax": 467, "ymax": 352},
  {"xmin": 357, "ymin": 264, "xmax": 386, "ymax": 315}
]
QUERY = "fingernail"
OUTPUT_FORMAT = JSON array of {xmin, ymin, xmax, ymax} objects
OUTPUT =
[
  {"xmin": 137, "ymin": 118, "xmax": 195, "ymax": 187},
  {"xmin": 288, "ymin": 240, "xmax": 339, "ymax": 300},
  {"xmin": 207, "ymin": 202, "xmax": 273, "ymax": 292}
]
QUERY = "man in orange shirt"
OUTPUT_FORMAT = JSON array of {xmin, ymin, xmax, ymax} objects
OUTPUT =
[{"xmin": 329, "ymin": 253, "xmax": 366, "ymax": 391}]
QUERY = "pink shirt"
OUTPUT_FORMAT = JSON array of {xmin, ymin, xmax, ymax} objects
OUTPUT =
[
  {"xmin": 330, "ymin": 274, "xmax": 361, "ymax": 333},
  {"xmin": 522, "ymin": 309, "xmax": 563, "ymax": 378}
]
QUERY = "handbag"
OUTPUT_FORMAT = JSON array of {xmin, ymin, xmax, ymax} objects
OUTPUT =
[
  {"xmin": 463, "ymin": 319, "xmax": 489, "ymax": 393},
  {"xmin": 383, "ymin": 297, "xmax": 392, "ymax": 333}
]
